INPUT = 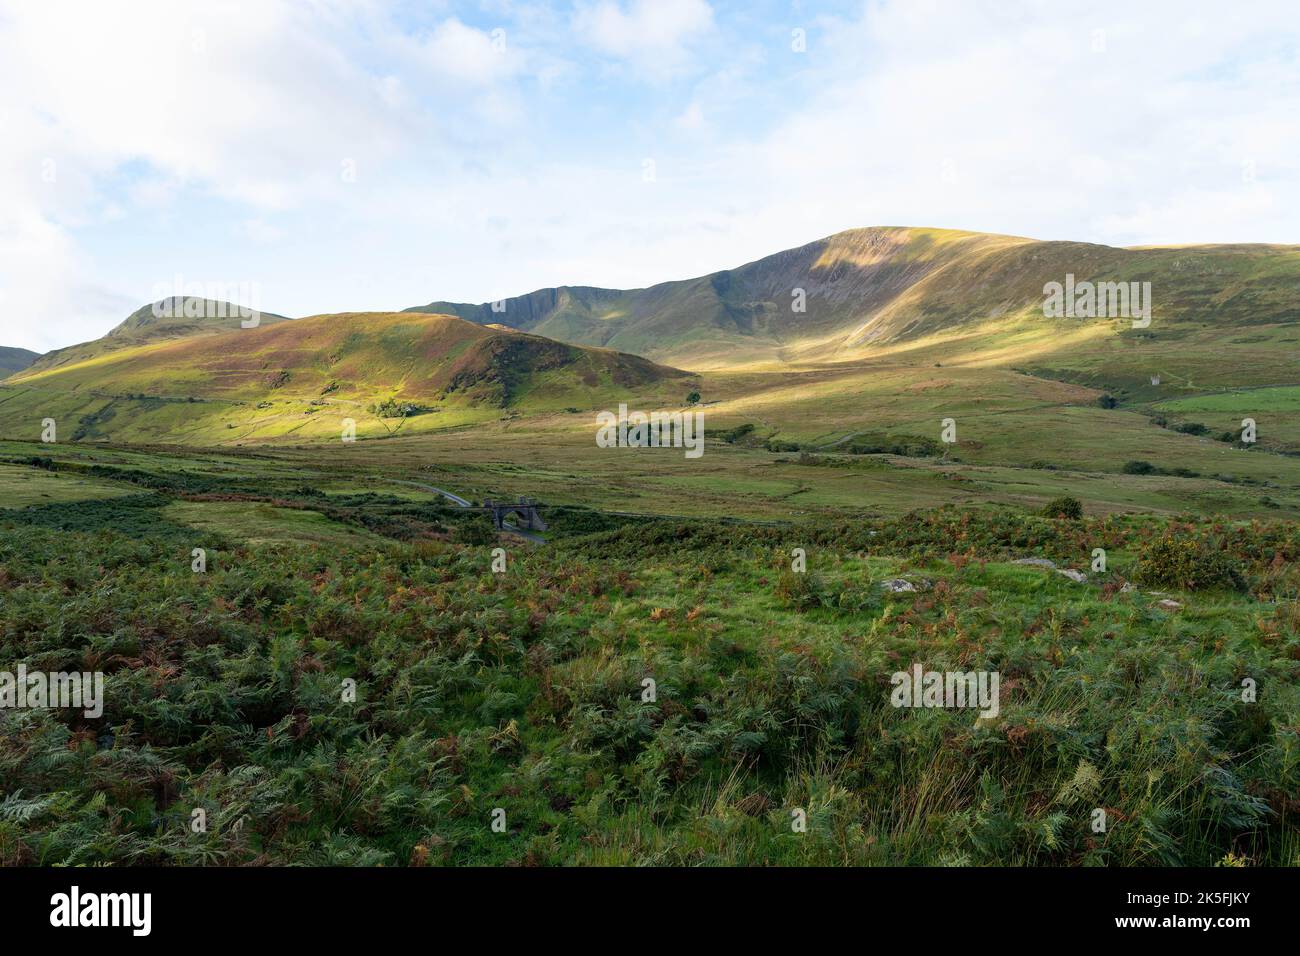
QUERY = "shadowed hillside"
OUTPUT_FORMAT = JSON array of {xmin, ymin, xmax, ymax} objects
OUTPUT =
[{"xmin": 0, "ymin": 346, "xmax": 39, "ymax": 379}]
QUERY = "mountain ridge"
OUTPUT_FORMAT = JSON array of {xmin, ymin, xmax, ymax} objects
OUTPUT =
[
  {"xmin": 0, "ymin": 346, "xmax": 40, "ymax": 379},
  {"xmin": 406, "ymin": 226, "xmax": 1300, "ymax": 368}
]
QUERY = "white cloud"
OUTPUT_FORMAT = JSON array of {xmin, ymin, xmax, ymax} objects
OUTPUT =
[
  {"xmin": 719, "ymin": 0, "xmax": 1300, "ymax": 248},
  {"xmin": 0, "ymin": 1, "xmax": 407, "ymax": 210},
  {"xmin": 237, "ymin": 219, "xmax": 285, "ymax": 244},
  {"xmin": 573, "ymin": 0, "xmax": 714, "ymax": 77},
  {"xmin": 0, "ymin": 0, "xmax": 414, "ymax": 350},
  {"xmin": 421, "ymin": 18, "xmax": 518, "ymax": 85},
  {"xmin": 0, "ymin": 0, "xmax": 1296, "ymax": 355},
  {"xmin": 675, "ymin": 101, "xmax": 706, "ymax": 130},
  {"xmin": 0, "ymin": 207, "xmax": 138, "ymax": 352}
]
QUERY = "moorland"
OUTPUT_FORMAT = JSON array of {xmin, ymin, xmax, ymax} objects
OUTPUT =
[{"xmin": 1, "ymin": 226, "xmax": 1296, "ymax": 866}]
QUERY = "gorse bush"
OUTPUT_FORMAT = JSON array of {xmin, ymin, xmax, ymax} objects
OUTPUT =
[
  {"xmin": 1042, "ymin": 496, "xmax": 1083, "ymax": 520},
  {"xmin": 1133, "ymin": 533, "xmax": 1248, "ymax": 592}
]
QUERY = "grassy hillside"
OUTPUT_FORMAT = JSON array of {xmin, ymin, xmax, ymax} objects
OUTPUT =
[
  {"xmin": 25, "ymin": 298, "xmax": 293, "ymax": 375},
  {"xmin": 0, "ymin": 311, "xmax": 693, "ymax": 445},
  {"xmin": 0, "ymin": 347, "xmax": 39, "ymax": 379},
  {"xmin": 407, "ymin": 227, "xmax": 1300, "ymax": 371}
]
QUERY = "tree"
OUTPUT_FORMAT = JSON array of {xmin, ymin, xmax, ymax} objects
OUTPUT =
[{"xmin": 686, "ymin": 391, "xmax": 701, "ymax": 405}]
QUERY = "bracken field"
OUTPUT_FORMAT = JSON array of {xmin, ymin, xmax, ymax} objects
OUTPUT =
[{"xmin": 0, "ymin": 441, "xmax": 1296, "ymax": 867}]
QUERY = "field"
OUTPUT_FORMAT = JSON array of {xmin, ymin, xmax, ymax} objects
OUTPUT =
[
  {"xmin": 0, "ymin": 461, "xmax": 139, "ymax": 507},
  {"xmin": 0, "ymin": 438, "xmax": 1297, "ymax": 866}
]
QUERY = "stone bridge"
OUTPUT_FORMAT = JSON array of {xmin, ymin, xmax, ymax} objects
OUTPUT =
[{"xmin": 482, "ymin": 496, "xmax": 547, "ymax": 532}]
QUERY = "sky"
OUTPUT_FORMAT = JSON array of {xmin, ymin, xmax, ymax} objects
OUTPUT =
[{"xmin": 1, "ymin": 0, "xmax": 1297, "ymax": 353}]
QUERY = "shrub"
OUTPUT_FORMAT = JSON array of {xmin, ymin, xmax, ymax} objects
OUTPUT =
[
  {"xmin": 1042, "ymin": 496, "xmax": 1083, "ymax": 519},
  {"xmin": 1121, "ymin": 460, "xmax": 1200, "ymax": 479},
  {"xmin": 775, "ymin": 569, "xmax": 877, "ymax": 612},
  {"xmin": 841, "ymin": 432, "xmax": 944, "ymax": 458},
  {"xmin": 1134, "ymin": 533, "xmax": 1247, "ymax": 592},
  {"xmin": 454, "ymin": 514, "xmax": 498, "ymax": 545},
  {"xmin": 1097, "ymin": 394, "xmax": 1118, "ymax": 409},
  {"xmin": 775, "ymin": 569, "xmax": 825, "ymax": 610},
  {"xmin": 369, "ymin": 398, "xmax": 431, "ymax": 419},
  {"xmin": 719, "ymin": 423, "xmax": 756, "ymax": 444}
]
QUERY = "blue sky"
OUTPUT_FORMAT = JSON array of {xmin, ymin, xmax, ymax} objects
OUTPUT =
[{"xmin": 1, "ymin": 0, "xmax": 1297, "ymax": 352}]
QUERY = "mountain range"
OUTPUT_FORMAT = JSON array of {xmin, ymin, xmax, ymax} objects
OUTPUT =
[
  {"xmin": 2, "ymin": 225, "xmax": 1297, "ymax": 459},
  {"xmin": 406, "ymin": 226, "xmax": 1300, "ymax": 369}
]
